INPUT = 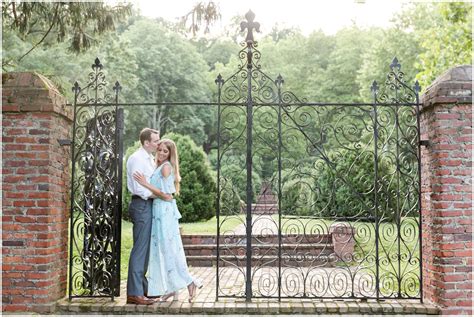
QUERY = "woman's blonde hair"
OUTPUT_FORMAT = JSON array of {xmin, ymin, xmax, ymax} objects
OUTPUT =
[{"xmin": 158, "ymin": 138, "xmax": 181, "ymax": 195}]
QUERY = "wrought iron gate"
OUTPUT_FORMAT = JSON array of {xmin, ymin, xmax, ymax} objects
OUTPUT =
[
  {"xmin": 215, "ymin": 11, "xmax": 422, "ymax": 301},
  {"xmin": 68, "ymin": 58, "xmax": 124, "ymax": 298},
  {"xmin": 68, "ymin": 11, "xmax": 422, "ymax": 302}
]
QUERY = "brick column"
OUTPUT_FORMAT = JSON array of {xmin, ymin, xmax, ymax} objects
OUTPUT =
[
  {"xmin": 420, "ymin": 65, "xmax": 472, "ymax": 315},
  {"xmin": 2, "ymin": 72, "xmax": 72, "ymax": 313}
]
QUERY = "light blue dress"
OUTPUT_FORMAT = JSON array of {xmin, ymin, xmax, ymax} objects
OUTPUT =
[{"xmin": 147, "ymin": 161, "xmax": 194, "ymax": 296}]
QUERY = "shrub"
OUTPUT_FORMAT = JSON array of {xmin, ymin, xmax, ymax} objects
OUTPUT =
[
  {"xmin": 312, "ymin": 148, "xmax": 398, "ymax": 220},
  {"xmin": 164, "ymin": 132, "xmax": 216, "ymax": 222},
  {"xmin": 220, "ymin": 162, "xmax": 262, "ymax": 203},
  {"xmin": 279, "ymin": 148, "xmax": 400, "ymax": 220}
]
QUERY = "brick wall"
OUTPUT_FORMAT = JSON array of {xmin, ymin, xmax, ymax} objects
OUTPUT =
[
  {"xmin": 420, "ymin": 65, "xmax": 472, "ymax": 315},
  {"xmin": 2, "ymin": 72, "xmax": 73, "ymax": 313}
]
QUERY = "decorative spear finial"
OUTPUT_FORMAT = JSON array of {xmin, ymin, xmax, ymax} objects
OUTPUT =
[
  {"xmin": 240, "ymin": 10, "xmax": 260, "ymax": 44},
  {"xmin": 72, "ymin": 81, "xmax": 81, "ymax": 94},
  {"xmin": 413, "ymin": 80, "xmax": 421, "ymax": 94},
  {"xmin": 92, "ymin": 57, "xmax": 103, "ymax": 70},
  {"xmin": 275, "ymin": 74, "xmax": 284, "ymax": 88},
  {"xmin": 390, "ymin": 57, "xmax": 401, "ymax": 71},
  {"xmin": 113, "ymin": 81, "xmax": 122, "ymax": 93},
  {"xmin": 215, "ymin": 73, "xmax": 224, "ymax": 86},
  {"xmin": 371, "ymin": 80, "xmax": 379, "ymax": 94}
]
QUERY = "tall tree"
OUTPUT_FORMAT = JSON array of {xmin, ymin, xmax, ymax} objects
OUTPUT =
[
  {"xmin": 119, "ymin": 17, "xmax": 213, "ymax": 150},
  {"xmin": 394, "ymin": 2, "xmax": 472, "ymax": 89},
  {"xmin": 356, "ymin": 27, "xmax": 419, "ymax": 101}
]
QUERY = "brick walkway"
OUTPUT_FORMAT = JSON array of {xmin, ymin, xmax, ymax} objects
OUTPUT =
[{"xmin": 57, "ymin": 267, "xmax": 439, "ymax": 315}]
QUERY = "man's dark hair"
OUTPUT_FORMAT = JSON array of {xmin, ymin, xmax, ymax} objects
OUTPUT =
[{"xmin": 139, "ymin": 128, "xmax": 159, "ymax": 145}]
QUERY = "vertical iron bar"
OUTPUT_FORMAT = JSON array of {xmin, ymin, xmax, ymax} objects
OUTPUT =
[
  {"xmin": 395, "ymin": 93, "xmax": 401, "ymax": 298},
  {"xmin": 245, "ymin": 44, "xmax": 253, "ymax": 302},
  {"xmin": 90, "ymin": 69, "xmax": 99, "ymax": 296},
  {"xmin": 113, "ymin": 95, "xmax": 124, "ymax": 298},
  {"xmin": 277, "ymin": 78, "xmax": 282, "ymax": 301},
  {"xmin": 414, "ymin": 83, "xmax": 423, "ymax": 302},
  {"xmin": 372, "ymin": 85, "xmax": 380, "ymax": 300},
  {"xmin": 216, "ymin": 81, "xmax": 222, "ymax": 302},
  {"xmin": 68, "ymin": 85, "xmax": 80, "ymax": 300}
]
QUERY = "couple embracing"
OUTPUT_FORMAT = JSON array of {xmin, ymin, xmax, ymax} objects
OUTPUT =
[{"xmin": 125, "ymin": 128, "xmax": 202, "ymax": 305}]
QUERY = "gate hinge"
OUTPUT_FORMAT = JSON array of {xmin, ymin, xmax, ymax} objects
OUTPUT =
[
  {"xmin": 58, "ymin": 139, "xmax": 72, "ymax": 146},
  {"xmin": 419, "ymin": 140, "xmax": 430, "ymax": 147}
]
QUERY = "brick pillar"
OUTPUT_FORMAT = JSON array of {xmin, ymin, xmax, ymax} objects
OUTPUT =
[
  {"xmin": 2, "ymin": 72, "xmax": 73, "ymax": 313},
  {"xmin": 420, "ymin": 65, "xmax": 472, "ymax": 315}
]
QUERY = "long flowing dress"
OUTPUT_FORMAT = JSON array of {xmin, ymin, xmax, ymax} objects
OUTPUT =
[{"xmin": 147, "ymin": 161, "xmax": 194, "ymax": 296}]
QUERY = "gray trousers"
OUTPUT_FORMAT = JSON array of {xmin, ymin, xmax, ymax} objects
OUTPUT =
[{"xmin": 126, "ymin": 198, "xmax": 153, "ymax": 296}]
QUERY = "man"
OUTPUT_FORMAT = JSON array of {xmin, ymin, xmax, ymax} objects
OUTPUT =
[{"xmin": 126, "ymin": 128, "xmax": 172, "ymax": 305}]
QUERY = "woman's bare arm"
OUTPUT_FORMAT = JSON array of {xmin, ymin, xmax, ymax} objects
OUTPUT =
[{"xmin": 133, "ymin": 172, "xmax": 172, "ymax": 201}]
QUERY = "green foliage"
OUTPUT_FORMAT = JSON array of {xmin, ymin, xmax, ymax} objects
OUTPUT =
[
  {"xmin": 281, "ymin": 172, "xmax": 315, "ymax": 216},
  {"xmin": 356, "ymin": 27, "xmax": 419, "ymax": 101},
  {"xmin": 164, "ymin": 132, "xmax": 216, "ymax": 222},
  {"xmin": 393, "ymin": 2, "xmax": 472, "ymax": 90},
  {"xmin": 220, "ymin": 162, "xmax": 262, "ymax": 204},
  {"xmin": 280, "ymin": 147, "xmax": 400, "ymax": 220},
  {"xmin": 118, "ymin": 17, "xmax": 215, "ymax": 151},
  {"xmin": 193, "ymin": 38, "xmax": 237, "ymax": 70},
  {"xmin": 416, "ymin": 2, "xmax": 472, "ymax": 88},
  {"xmin": 2, "ymin": 1, "xmax": 132, "ymax": 67}
]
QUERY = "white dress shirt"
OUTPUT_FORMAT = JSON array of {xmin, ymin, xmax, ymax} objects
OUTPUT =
[{"xmin": 126, "ymin": 147, "xmax": 156, "ymax": 200}]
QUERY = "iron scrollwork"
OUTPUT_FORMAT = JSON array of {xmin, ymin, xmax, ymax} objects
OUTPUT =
[
  {"xmin": 216, "ymin": 11, "xmax": 421, "ymax": 301},
  {"xmin": 68, "ymin": 58, "xmax": 124, "ymax": 299}
]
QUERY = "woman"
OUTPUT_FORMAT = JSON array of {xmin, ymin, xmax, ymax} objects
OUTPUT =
[{"xmin": 133, "ymin": 138, "xmax": 202, "ymax": 302}]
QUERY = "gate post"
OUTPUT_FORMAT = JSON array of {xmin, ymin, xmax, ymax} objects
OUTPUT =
[
  {"xmin": 420, "ymin": 65, "xmax": 472, "ymax": 315},
  {"xmin": 2, "ymin": 72, "xmax": 73, "ymax": 313}
]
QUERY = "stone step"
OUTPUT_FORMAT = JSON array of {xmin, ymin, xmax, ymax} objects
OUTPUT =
[
  {"xmin": 251, "ymin": 203, "xmax": 278, "ymax": 209},
  {"xmin": 181, "ymin": 234, "xmax": 333, "ymax": 245},
  {"xmin": 187, "ymin": 254, "xmax": 337, "ymax": 267},
  {"xmin": 252, "ymin": 209, "xmax": 278, "ymax": 214},
  {"xmin": 183, "ymin": 243, "xmax": 335, "ymax": 256},
  {"xmin": 256, "ymin": 197, "xmax": 277, "ymax": 203}
]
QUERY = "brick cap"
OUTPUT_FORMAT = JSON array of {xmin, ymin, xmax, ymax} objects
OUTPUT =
[
  {"xmin": 421, "ymin": 65, "xmax": 472, "ymax": 107},
  {"xmin": 2, "ymin": 72, "xmax": 72, "ymax": 120},
  {"xmin": 3, "ymin": 72, "xmax": 61, "ymax": 94}
]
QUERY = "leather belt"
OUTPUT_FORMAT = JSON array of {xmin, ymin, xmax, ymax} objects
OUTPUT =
[{"xmin": 131, "ymin": 195, "xmax": 152, "ymax": 201}]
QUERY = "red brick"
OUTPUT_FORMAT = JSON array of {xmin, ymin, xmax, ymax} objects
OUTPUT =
[
  {"xmin": 27, "ymin": 192, "xmax": 49, "ymax": 199},
  {"xmin": 439, "ymin": 177, "xmax": 463, "ymax": 184},
  {"xmin": 14, "ymin": 216, "xmax": 36, "ymax": 223},
  {"xmin": 2, "ymin": 305, "xmax": 28, "ymax": 312},
  {"xmin": 453, "ymin": 202, "xmax": 472, "ymax": 209},
  {"xmin": 13, "ymin": 200, "xmax": 36, "ymax": 207},
  {"xmin": 453, "ymin": 250, "xmax": 471, "ymax": 257},
  {"xmin": 439, "ymin": 243, "xmax": 466, "ymax": 250},
  {"xmin": 14, "ymin": 137, "xmax": 38, "ymax": 143}
]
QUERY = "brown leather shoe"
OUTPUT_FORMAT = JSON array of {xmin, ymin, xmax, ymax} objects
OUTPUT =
[{"xmin": 126, "ymin": 295, "xmax": 155, "ymax": 305}]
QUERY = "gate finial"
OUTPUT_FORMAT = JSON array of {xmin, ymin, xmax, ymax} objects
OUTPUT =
[
  {"xmin": 240, "ymin": 10, "xmax": 260, "ymax": 45},
  {"xmin": 92, "ymin": 57, "xmax": 103, "ymax": 70}
]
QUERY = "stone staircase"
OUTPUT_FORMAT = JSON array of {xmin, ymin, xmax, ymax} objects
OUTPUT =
[{"xmin": 182, "ymin": 226, "xmax": 354, "ymax": 267}]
